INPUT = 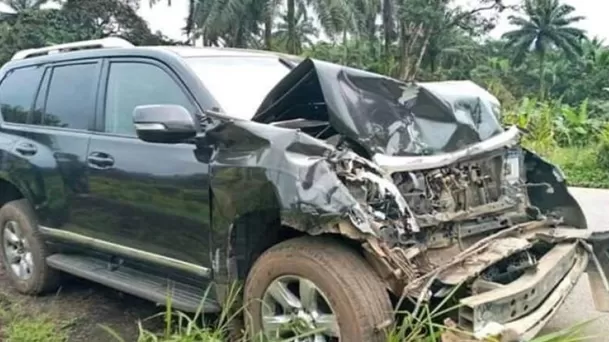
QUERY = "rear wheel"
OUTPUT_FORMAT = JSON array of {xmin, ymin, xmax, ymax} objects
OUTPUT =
[
  {"xmin": 0, "ymin": 199, "xmax": 59, "ymax": 294},
  {"xmin": 244, "ymin": 236, "xmax": 393, "ymax": 342}
]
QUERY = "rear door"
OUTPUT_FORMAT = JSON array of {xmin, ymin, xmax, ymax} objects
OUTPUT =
[
  {"xmin": 0, "ymin": 60, "xmax": 100, "ymax": 232},
  {"xmin": 84, "ymin": 58, "xmax": 212, "ymax": 271}
]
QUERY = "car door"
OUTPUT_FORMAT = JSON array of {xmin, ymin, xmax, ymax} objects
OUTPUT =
[
  {"xmin": 84, "ymin": 58, "xmax": 212, "ymax": 270},
  {"xmin": 1, "ymin": 61, "xmax": 99, "ymax": 233}
]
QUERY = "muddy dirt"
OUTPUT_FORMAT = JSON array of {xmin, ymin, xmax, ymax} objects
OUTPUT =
[{"xmin": 0, "ymin": 263, "xmax": 163, "ymax": 342}]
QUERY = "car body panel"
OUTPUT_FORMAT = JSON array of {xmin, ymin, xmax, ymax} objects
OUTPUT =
[{"xmin": 253, "ymin": 58, "xmax": 503, "ymax": 156}]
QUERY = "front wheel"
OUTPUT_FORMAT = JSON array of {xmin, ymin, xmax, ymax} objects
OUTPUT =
[{"xmin": 244, "ymin": 236, "xmax": 393, "ymax": 342}]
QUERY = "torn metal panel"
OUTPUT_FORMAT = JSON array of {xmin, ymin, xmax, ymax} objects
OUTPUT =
[
  {"xmin": 437, "ymin": 237, "xmax": 532, "ymax": 285},
  {"xmin": 253, "ymin": 58, "xmax": 504, "ymax": 157},
  {"xmin": 502, "ymin": 248, "xmax": 588, "ymax": 340},
  {"xmin": 206, "ymin": 119, "xmax": 412, "ymax": 240},
  {"xmin": 459, "ymin": 243, "xmax": 581, "ymax": 331},
  {"xmin": 524, "ymin": 150, "xmax": 587, "ymax": 228},
  {"xmin": 207, "ymin": 120, "xmax": 368, "ymax": 235},
  {"xmin": 402, "ymin": 219, "xmax": 553, "ymax": 298}
]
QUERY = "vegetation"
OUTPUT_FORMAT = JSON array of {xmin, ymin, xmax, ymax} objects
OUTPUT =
[
  {"xmin": 93, "ymin": 285, "xmax": 592, "ymax": 342},
  {"xmin": 0, "ymin": 292, "xmax": 71, "ymax": 342}
]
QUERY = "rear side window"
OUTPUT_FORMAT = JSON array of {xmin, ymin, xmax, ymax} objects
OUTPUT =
[
  {"xmin": 0, "ymin": 66, "xmax": 44, "ymax": 124},
  {"xmin": 43, "ymin": 63, "xmax": 98, "ymax": 130}
]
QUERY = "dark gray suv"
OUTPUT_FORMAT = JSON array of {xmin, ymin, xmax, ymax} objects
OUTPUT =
[{"xmin": 0, "ymin": 37, "xmax": 607, "ymax": 342}]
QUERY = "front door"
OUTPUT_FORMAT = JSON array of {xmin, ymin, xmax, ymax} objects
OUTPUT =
[{"xmin": 84, "ymin": 58, "xmax": 212, "ymax": 270}]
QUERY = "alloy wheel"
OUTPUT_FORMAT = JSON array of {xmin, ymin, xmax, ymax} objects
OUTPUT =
[
  {"xmin": 2, "ymin": 220, "xmax": 34, "ymax": 280},
  {"xmin": 261, "ymin": 275, "xmax": 339, "ymax": 341}
]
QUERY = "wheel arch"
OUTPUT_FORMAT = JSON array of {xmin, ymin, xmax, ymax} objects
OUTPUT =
[
  {"xmin": 226, "ymin": 209, "xmax": 366, "ymax": 281},
  {"xmin": 0, "ymin": 176, "xmax": 27, "ymax": 208}
]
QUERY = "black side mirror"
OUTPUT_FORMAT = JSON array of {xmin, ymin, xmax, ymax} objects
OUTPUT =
[{"xmin": 133, "ymin": 105, "xmax": 198, "ymax": 144}]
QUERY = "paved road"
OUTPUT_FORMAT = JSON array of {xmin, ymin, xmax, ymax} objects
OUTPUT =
[{"xmin": 539, "ymin": 187, "xmax": 609, "ymax": 341}]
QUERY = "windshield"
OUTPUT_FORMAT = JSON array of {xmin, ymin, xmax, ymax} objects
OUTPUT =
[{"xmin": 185, "ymin": 56, "xmax": 291, "ymax": 120}]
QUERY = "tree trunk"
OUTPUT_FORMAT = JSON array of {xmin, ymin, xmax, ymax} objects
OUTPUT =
[
  {"xmin": 408, "ymin": 32, "xmax": 430, "ymax": 81},
  {"xmin": 398, "ymin": 23, "xmax": 423, "ymax": 81},
  {"xmin": 539, "ymin": 51, "xmax": 546, "ymax": 100},
  {"xmin": 397, "ymin": 22, "xmax": 407, "ymax": 79},
  {"xmin": 286, "ymin": 0, "xmax": 296, "ymax": 54},
  {"xmin": 382, "ymin": 0, "xmax": 393, "ymax": 59},
  {"xmin": 264, "ymin": 15, "xmax": 272, "ymax": 50},
  {"xmin": 367, "ymin": 17, "xmax": 377, "ymax": 59},
  {"xmin": 343, "ymin": 30, "xmax": 348, "ymax": 64}
]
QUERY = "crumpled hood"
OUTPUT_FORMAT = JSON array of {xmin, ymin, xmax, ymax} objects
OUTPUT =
[{"xmin": 252, "ymin": 58, "xmax": 504, "ymax": 156}]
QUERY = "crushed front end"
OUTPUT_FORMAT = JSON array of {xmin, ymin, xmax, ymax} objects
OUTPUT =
[
  {"xmin": 335, "ymin": 129, "xmax": 609, "ymax": 340},
  {"xmin": 349, "ymin": 131, "xmax": 609, "ymax": 340},
  {"xmin": 249, "ymin": 58, "xmax": 609, "ymax": 340}
]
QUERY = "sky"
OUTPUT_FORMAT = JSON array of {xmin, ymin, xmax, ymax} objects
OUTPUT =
[
  {"xmin": 0, "ymin": 0, "xmax": 606, "ymax": 43},
  {"xmin": 138, "ymin": 0, "xmax": 609, "ymax": 43}
]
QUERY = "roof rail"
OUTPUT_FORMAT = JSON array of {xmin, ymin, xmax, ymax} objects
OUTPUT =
[{"xmin": 11, "ymin": 37, "xmax": 134, "ymax": 61}]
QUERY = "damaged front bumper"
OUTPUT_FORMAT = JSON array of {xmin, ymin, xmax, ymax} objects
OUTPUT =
[
  {"xmin": 453, "ymin": 227, "xmax": 609, "ymax": 341},
  {"xmin": 461, "ymin": 239, "xmax": 588, "ymax": 340},
  {"xmin": 361, "ymin": 221, "xmax": 609, "ymax": 341}
]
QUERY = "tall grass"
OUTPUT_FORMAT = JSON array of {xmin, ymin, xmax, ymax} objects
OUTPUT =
[{"xmin": 98, "ymin": 283, "xmax": 593, "ymax": 342}]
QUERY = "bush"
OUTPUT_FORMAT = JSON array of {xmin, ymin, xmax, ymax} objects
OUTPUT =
[
  {"xmin": 546, "ymin": 146, "xmax": 609, "ymax": 188},
  {"xmin": 598, "ymin": 142, "xmax": 609, "ymax": 170}
]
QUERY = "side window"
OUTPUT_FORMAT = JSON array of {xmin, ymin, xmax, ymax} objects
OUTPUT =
[
  {"xmin": 104, "ymin": 62, "xmax": 193, "ymax": 136},
  {"xmin": 0, "ymin": 66, "xmax": 44, "ymax": 124},
  {"xmin": 43, "ymin": 63, "xmax": 98, "ymax": 130}
]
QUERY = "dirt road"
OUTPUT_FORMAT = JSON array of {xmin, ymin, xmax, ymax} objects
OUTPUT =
[{"xmin": 0, "ymin": 187, "xmax": 607, "ymax": 341}]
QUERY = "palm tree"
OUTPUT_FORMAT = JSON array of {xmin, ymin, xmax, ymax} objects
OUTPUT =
[
  {"xmin": 176, "ymin": 0, "xmax": 280, "ymax": 48},
  {"xmin": 274, "ymin": 5, "xmax": 318, "ymax": 54},
  {"xmin": 181, "ymin": 0, "xmax": 256, "ymax": 47},
  {"xmin": 159, "ymin": 0, "xmax": 368, "ymax": 53},
  {"xmin": 279, "ymin": 0, "xmax": 365, "ymax": 54},
  {"xmin": 502, "ymin": 0, "xmax": 586, "ymax": 98},
  {"xmin": 1, "ymin": 0, "xmax": 49, "ymax": 12}
]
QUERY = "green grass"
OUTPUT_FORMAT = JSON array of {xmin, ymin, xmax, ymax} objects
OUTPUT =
[
  {"xmin": 0, "ymin": 290, "xmax": 593, "ymax": 342},
  {"xmin": 94, "ymin": 284, "xmax": 592, "ymax": 342},
  {"xmin": 0, "ymin": 302, "xmax": 71, "ymax": 342},
  {"xmin": 545, "ymin": 146, "xmax": 609, "ymax": 188}
]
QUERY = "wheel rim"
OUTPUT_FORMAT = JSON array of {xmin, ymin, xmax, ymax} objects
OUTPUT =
[
  {"xmin": 260, "ymin": 275, "xmax": 339, "ymax": 341},
  {"xmin": 2, "ymin": 220, "xmax": 33, "ymax": 280}
]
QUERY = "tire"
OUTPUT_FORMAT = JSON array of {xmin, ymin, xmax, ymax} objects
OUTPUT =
[
  {"xmin": 244, "ymin": 236, "xmax": 393, "ymax": 342},
  {"xmin": 0, "ymin": 199, "xmax": 59, "ymax": 294}
]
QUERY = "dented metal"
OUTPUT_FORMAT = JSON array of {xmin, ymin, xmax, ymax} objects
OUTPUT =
[
  {"xmin": 204, "ymin": 57, "xmax": 609, "ymax": 341},
  {"xmin": 372, "ymin": 125, "xmax": 522, "ymax": 173}
]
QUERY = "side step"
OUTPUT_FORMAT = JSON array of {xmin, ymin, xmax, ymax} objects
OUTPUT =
[{"xmin": 47, "ymin": 254, "xmax": 220, "ymax": 313}]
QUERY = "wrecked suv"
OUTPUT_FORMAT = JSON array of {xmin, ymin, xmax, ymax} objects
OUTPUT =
[{"xmin": 0, "ymin": 37, "xmax": 608, "ymax": 342}]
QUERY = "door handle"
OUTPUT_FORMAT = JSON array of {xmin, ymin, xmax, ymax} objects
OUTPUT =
[
  {"xmin": 87, "ymin": 152, "xmax": 114, "ymax": 169},
  {"xmin": 15, "ymin": 143, "xmax": 37, "ymax": 156}
]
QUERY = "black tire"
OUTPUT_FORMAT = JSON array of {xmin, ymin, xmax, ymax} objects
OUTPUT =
[
  {"xmin": 0, "ymin": 199, "xmax": 60, "ymax": 294},
  {"xmin": 244, "ymin": 236, "xmax": 393, "ymax": 342}
]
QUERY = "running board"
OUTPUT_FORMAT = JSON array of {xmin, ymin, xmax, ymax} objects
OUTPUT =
[{"xmin": 46, "ymin": 254, "xmax": 220, "ymax": 313}]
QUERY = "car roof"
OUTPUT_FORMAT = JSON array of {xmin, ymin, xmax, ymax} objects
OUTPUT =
[
  {"xmin": 147, "ymin": 45, "xmax": 287, "ymax": 58},
  {"xmin": 3, "ymin": 43, "xmax": 302, "ymax": 71}
]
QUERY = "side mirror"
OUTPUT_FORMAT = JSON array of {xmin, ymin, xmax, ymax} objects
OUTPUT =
[{"xmin": 133, "ymin": 105, "xmax": 198, "ymax": 144}]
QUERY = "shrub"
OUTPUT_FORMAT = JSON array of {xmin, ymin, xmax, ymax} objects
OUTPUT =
[
  {"xmin": 598, "ymin": 142, "xmax": 609, "ymax": 171},
  {"xmin": 547, "ymin": 146, "xmax": 609, "ymax": 188}
]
